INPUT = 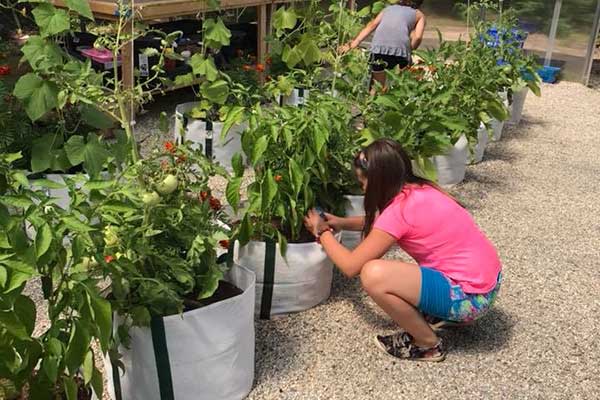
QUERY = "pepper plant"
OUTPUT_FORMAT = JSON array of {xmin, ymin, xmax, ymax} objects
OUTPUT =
[
  {"xmin": 226, "ymin": 93, "xmax": 353, "ymax": 248},
  {"xmin": 0, "ymin": 153, "xmax": 111, "ymax": 399}
]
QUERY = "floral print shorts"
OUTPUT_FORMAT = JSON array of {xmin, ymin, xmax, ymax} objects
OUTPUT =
[{"xmin": 418, "ymin": 267, "xmax": 502, "ymax": 323}]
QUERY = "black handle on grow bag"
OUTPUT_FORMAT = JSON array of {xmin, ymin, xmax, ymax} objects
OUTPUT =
[
  {"xmin": 205, "ymin": 120, "xmax": 213, "ymax": 160},
  {"xmin": 260, "ymin": 239, "xmax": 277, "ymax": 320}
]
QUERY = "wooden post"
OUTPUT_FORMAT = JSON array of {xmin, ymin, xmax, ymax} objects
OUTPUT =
[
  {"xmin": 348, "ymin": 0, "xmax": 355, "ymax": 11},
  {"xmin": 257, "ymin": 4, "xmax": 267, "ymax": 82}
]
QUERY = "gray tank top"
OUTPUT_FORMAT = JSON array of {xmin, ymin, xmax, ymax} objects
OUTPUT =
[{"xmin": 371, "ymin": 5, "xmax": 417, "ymax": 62}]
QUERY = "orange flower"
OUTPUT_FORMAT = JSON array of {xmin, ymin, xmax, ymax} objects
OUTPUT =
[
  {"xmin": 209, "ymin": 196, "xmax": 221, "ymax": 211},
  {"xmin": 219, "ymin": 239, "xmax": 230, "ymax": 249},
  {"xmin": 199, "ymin": 191, "xmax": 209, "ymax": 201},
  {"xmin": 242, "ymin": 64, "xmax": 252, "ymax": 71},
  {"xmin": 255, "ymin": 64, "xmax": 265, "ymax": 72},
  {"xmin": 104, "ymin": 255, "xmax": 115, "ymax": 263},
  {"xmin": 274, "ymin": 174, "xmax": 282, "ymax": 182},
  {"xmin": 164, "ymin": 141, "xmax": 176, "ymax": 154}
]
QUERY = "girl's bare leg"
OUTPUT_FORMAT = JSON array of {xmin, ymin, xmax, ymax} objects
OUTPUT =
[{"xmin": 360, "ymin": 259, "xmax": 438, "ymax": 348}]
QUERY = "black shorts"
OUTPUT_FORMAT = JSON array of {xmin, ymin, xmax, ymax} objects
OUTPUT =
[{"xmin": 370, "ymin": 53, "xmax": 410, "ymax": 72}]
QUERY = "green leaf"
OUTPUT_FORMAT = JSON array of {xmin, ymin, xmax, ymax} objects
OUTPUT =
[
  {"xmin": 64, "ymin": 134, "xmax": 110, "ymax": 177},
  {"xmin": 226, "ymin": 177, "xmax": 242, "ymax": 211},
  {"xmin": 297, "ymin": 36, "xmax": 321, "ymax": 66},
  {"xmin": 84, "ymin": 180, "xmax": 115, "ymax": 190},
  {"xmin": 231, "ymin": 152, "xmax": 244, "ymax": 178},
  {"xmin": 204, "ymin": 18, "xmax": 231, "ymax": 50},
  {"xmin": 83, "ymin": 350, "xmax": 94, "ymax": 384},
  {"xmin": 2, "ymin": 259, "xmax": 37, "ymax": 275},
  {"xmin": 131, "ymin": 305, "xmax": 151, "ymax": 326},
  {"xmin": 65, "ymin": 321, "xmax": 90, "ymax": 374},
  {"xmin": 282, "ymin": 44, "xmax": 303, "ymax": 69},
  {"xmin": 0, "ymin": 195, "xmax": 33, "ymax": 208},
  {"xmin": 198, "ymin": 263, "xmax": 223, "ymax": 300},
  {"xmin": 80, "ymin": 104, "xmax": 114, "ymax": 129},
  {"xmin": 11, "ymin": 171, "xmax": 29, "ymax": 188},
  {"xmin": 6, "ymin": 270, "xmax": 38, "ymax": 293},
  {"xmin": 14, "ymin": 295, "xmax": 36, "ymax": 336},
  {"xmin": 159, "ymin": 112, "xmax": 169, "ymax": 134},
  {"xmin": 277, "ymin": 231, "xmax": 287, "ymax": 257},
  {"xmin": 261, "ymin": 170, "xmax": 278, "ymax": 209},
  {"xmin": 0, "ymin": 311, "xmax": 31, "ymax": 341},
  {"xmin": 91, "ymin": 366, "xmax": 103, "ymax": 399},
  {"xmin": 62, "ymin": 216, "xmax": 95, "ymax": 233},
  {"xmin": 190, "ymin": 55, "xmax": 218, "ymax": 81},
  {"xmin": 32, "ymin": 4, "xmax": 71, "ymax": 37},
  {"xmin": 35, "ymin": 223, "xmax": 53, "ymax": 259},
  {"xmin": 200, "ymin": 80, "xmax": 230, "ymax": 105},
  {"xmin": 89, "ymin": 295, "xmax": 111, "ymax": 352},
  {"xmin": 63, "ymin": 376, "xmax": 78, "ymax": 400},
  {"xmin": 174, "ymin": 73, "xmax": 195, "ymax": 86},
  {"xmin": 220, "ymin": 106, "xmax": 245, "ymax": 140},
  {"xmin": 65, "ymin": 0, "xmax": 94, "ymax": 20},
  {"xmin": 30, "ymin": 178, "xmax": 66, "ymax": 189},
  {"xmin": 100, "ymin": 200, "xmax": 136, "ymax": 213},
  {"xmin": 272, "ymin": 7, "xmax": 297, "ymax": 31},
  {"xmin": 0, "ymin": 266, "xmax": 6, "ymax": 287},
  {"xmin": 250, "ymin": 135, "xmax": 268, "ymax": 166},
  {"xmin": 237, "ymin": 215, "xmax": 252, "ymax": 246},
  {"xmin": 288, "ymin": 158, "xmax": 303, "ymax": 193},
  {"xmin": 29, "ymin": 133, "xmax": 64, "ymax": 173},
  {"xmin": 13, "ymin": 73, "xmax": 59, "ymax": 121},
  {"xmin": 43, "ymin": 355, "xmax": 60, "ymax": 383},
  {"xmin": 21, "ymin": 35, "xmax": 63, "ymax": 71}
]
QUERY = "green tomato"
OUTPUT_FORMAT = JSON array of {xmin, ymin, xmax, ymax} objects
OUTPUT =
[
  {"xmin": 142, "ymin": 191, "xmax": 161, "ymax": 206},
  {"xmin": 156, "ymin": 174, "xmax": 179, "ymax": 195},
  {"xmin": 502, "ymin": 65, "xmax": 513, "ymax": 74}
]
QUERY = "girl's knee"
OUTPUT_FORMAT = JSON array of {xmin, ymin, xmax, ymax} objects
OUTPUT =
[{"xmin": 360, "ymin": 260, "xmax": 387, "ymax": 292}]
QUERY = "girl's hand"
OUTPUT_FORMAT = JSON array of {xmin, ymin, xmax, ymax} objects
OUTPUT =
[
  {"xmin": 338, "ymin": 42, "xmax": 353, "ymax": 54},
  {"xmin": 323, "ymin": 213, "xmax": 344, "ymax": 231},
  {"xmin": 304, "ymin": 209, "xmax": 330, "ymax": 237}
]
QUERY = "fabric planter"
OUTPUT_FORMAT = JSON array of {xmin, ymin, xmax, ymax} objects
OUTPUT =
[
  {"xmin": 470, "ymin": 124, "xmax": 488, "ymax": 164},
  {"xmin": 278, "ymin": 88, "xmax": 310, "ymax": 107},
  {"xmin": 233, "ymin": 236, "xmax": 339, "ymax": 319},
  {"xmin": 432, "ymin": 134, "xmax": 469, "ymax": 186},
  {"xmin": 105, "ymin": 264, "xmax": 256, "ymax": 400},
  {"xmin": 174, "ymin": 102, "xmax": 246, "ymax": 171},
  {"xmin": 491, "ymin": 118, "xmax": 505, "ymax": 141},
  {"xmin": 341, "ymin": 195, "xmax": 364, "ymax": 249},
  {"xmin": 507, "ymin": 87, "xmax": 528, "ymax": 126},
  {"xmin": 43, "ymin": 173, "xmax": 73, "ymax": 210}
]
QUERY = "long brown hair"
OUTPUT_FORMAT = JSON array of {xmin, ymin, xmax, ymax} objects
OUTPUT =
[
  {"xmin": 354, "ymin": 139, "xmax": 445, "ymax": 237},
  {"xmin": 398, "ymin": 0, "xmax": 424, "ymax": 9}
]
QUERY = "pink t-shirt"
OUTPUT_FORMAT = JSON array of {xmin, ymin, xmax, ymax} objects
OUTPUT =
[{"xmin": 373, "ymin": 184, "xmax": 501, "ymax": 293}]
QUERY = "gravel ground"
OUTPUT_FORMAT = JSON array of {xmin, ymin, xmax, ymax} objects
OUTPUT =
[
  {"xmin": 246, "ymin": 81, "xmax": 600, "ymax": 399},
  {"xmin": 23, "ymin": 81, "xmax": 600, "ymax": 399}
]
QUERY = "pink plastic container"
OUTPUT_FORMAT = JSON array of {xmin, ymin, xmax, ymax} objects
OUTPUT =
[{"xmin": 81, "ymin": 48, "xmax": 120, "ymax": 63}]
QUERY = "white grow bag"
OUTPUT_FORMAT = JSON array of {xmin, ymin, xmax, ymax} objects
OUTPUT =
[
  {"xmin": 432, "ymin": 134, "xmax": 469, "ymax": 186},
  {"xmin": 469, "ymin": 124, "xmax": 488, "ymax": 164},
  {"xmin": 105, "ymin": 264, "xmax": 256, "ymax": 400},
  {"xmin": 341, "ymin": 195, "xmax": 364, "ymax": 249},
  {"xmin": 233, "ymin": 236, "xmax": 338, "ymax": 319},
  {"xmin": 507, "ymin": 87, "xmax": 528, "ymax": 126},
  {"xmin": 491, "ymin": 92, "xmax": 509, "ymax": 141},
  {"xmin": 277, "ymin": 88, "xmax": 310, "ymax": 107},
  {"xmin": 174, "ymin": 102, "xmax": 246, "ymax": 171}
]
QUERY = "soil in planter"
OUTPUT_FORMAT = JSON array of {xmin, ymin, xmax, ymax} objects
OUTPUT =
[{"xmin": 184, "ymin": 280, "xmax": 243, "ymax": 311}]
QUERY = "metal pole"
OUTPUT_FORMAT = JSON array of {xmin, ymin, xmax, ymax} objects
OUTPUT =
[
  {"xmin": 582, "ymin": 0, "xmax": 600, "ymax": 86},
  {"xmin": 544, "ymin": 0, "xmax": 562, "ymax": 67}
]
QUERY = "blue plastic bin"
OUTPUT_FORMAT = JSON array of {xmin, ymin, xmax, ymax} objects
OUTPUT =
[{"xmin": 537, "ymin": 66, "xmax": 561, "ymax": 83}]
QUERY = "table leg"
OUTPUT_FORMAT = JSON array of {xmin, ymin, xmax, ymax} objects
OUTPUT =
[{"xmin": 257, "ymin": 4, "xmax": 267, "ymax": 83}]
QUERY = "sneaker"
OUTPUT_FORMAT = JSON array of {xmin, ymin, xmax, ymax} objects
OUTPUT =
[
  {"xmin": 374, "ymin": 331, "xmax": 446, "ymax": 362},
  {"xmin": 424, "ymin": 315, "xmax": 474, "ymax": 331}
]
